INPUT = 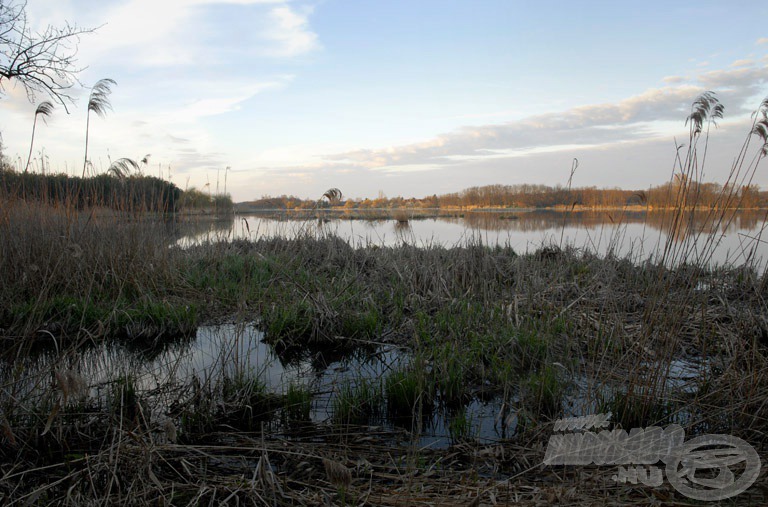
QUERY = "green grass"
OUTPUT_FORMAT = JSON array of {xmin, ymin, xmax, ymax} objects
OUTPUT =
[
  {"xmin": 607, "ymin": 388, "xmax": 677, "ymax": 430},
  {"xmin": 521, "ymin": 366, "xmax": 566, "ymax": 422},
  {"xmin": 220, "ymin": 370, "xmax": 273, "ymax": 430},
  {"xmin": 332, "ymin": 379, "xmax": 384, "ymax": 425},
  {"xmin": 447, "ymin": 406, "xmax": 474, "ymax": 443},
  {"xmin": 284, "ymin": 382, "xmax": 312, "ymax": 423},
  {"xmin": 110, "ymin": 375, "xmax": 141, "ymax": 424},
  {"xmin": 385, "ymin": 365, "xmax": 433, "ymax": 419}
]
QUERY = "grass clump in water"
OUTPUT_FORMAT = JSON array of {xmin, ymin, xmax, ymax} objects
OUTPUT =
[
  {"xmin": 332, "ymin": 379, "xmax": 383, "ymax": 426},
  {"xmin": 607, "ymin": 388, "xmax": 677, "ymax": 430},
  {"xmin": 447, "ymin": 406, "xmax": 474, "ymax": 443},
  {"xmin": 221, "ymin": 370, "xmax": 273, "ymax": 430},
  {"xmin": 283, "ymin": 382, "xmax": 312, "ymax": 423},
  {"xmin": 385, "ymin": 364, "xmax": 433, "ymax": 420}
]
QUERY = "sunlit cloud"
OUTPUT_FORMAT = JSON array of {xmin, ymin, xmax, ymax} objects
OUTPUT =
[
  {"xmin": 310, "ymin": 61, "xmax": 768, "ymax": 184},
  {"xmin": 168, "ymin": 77, "xmax": 293, "ymax": 121},
  {"xmin": 323, "ymin": 86, "xmax": 705, "ymax": 171},
  {"xmin": 730, "ymin": 59, "xmax": 754, "ymax": 68},
  {"xmin": 377, "ymin": 164, "xmax": 445, "ymax": 173}
]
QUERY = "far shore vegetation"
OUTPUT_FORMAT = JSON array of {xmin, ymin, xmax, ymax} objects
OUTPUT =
[
  {"xmin": 238, "ymin": 178, "xmax": 768, "ymax": 212},
  {"xmin": 5, "ymin": 154, "xmax": 765, "ymax": 216},
  {"xmin": 0, "ymin": 165, "xmax": 234, "ymax": 215}
]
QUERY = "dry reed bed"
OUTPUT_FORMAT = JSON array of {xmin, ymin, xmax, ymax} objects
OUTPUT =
[{"xmin": 8, "ymin": 422, "xmax": 766, "ymax": 506}]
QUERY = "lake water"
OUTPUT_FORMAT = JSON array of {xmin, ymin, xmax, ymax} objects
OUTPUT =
[{"xmin": 183, "ymin": 209, "xmax": 768, "ymax": 269}]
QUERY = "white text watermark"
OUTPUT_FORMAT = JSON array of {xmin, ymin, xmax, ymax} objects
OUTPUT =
[{"xmin": 543, "ymin": 413, "xmax": 761, "ymax": 501}]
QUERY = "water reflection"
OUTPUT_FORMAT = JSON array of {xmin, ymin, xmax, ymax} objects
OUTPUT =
[
  {"xmin": 1, "ymin": 323, "xmax": 710, "ymax": 449},
  {"xmin": 176, "ymin": 210, "xmax": 768, "ymax": 268}
]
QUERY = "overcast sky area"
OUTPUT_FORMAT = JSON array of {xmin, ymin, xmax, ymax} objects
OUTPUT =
[{"xmin": 2, "ymin": 0, "xmax": 768, "ymax": 202}]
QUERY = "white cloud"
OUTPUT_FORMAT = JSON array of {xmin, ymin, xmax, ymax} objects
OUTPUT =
[
  {"xmin": 262, "ymin": 6, "xmax": 319, "ymax": 57},
  {"xmin": 730, "ymin": 59, "xmax": 754, "ymax": 68},
  {"xmin": 167, "ymin": 76, "xmax": 293, "ymax": 121},
  {"xmin": 314, "ymin": 61, "xmax": 768, "ymax": 179},
  {"xmin": 757, "ymin": 37, "xmax": 768, "ymax": 45},
  {"xmin": 73, "ymin": 0, "xmax": 319, "ymax": 67},
  {"xmin": 324, "ymin": 86, "xmax": 705, "ymax": 171}
]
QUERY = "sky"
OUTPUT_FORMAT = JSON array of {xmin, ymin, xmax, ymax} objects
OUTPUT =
[{"xmin": 1, "ymin": 0, "xmax": 768, "ymax": 202}]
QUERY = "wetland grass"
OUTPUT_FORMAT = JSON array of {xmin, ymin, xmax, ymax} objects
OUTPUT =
[
  {"xmin": 283, "ymin": 382, "xmax": 312, "ymax": 423},
  {"xmin": 332, "ymin": 378, "xmax": 384, "ymax": 426}
]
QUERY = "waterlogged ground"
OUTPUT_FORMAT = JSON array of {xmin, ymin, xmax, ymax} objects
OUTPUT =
[{"xmin": 0, "ymin": 323, "xmax": 707, "ymax": 451}]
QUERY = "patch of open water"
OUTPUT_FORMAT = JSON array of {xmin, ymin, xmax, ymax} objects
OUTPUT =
[{"xmin": 1, "ymin": 323, "xmax": 706, "ymax": 449}]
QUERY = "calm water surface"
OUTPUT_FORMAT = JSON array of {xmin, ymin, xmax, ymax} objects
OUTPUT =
[
  {"xmin": 184, "ymin": 210, "xmax": 768, "ymax": 269},
  {"xmin": 2, "ymin": 323, "xmax": 704, "ymax": 447}
]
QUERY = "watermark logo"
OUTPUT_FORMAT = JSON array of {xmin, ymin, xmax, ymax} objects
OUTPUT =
[{"xmin": 543, "ymin": 413, "xmax": 761, "ymax": 501}]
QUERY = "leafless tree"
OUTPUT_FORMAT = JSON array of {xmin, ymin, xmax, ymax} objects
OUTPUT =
[{"xmin": 0, "ymin": 0, "xmax": 94, "ymax": 111}]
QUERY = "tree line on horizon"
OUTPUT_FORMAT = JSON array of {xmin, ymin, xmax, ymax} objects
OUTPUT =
[{"xmin": 242, "ymin": 179, "xmax": 768, "ymax": 211}]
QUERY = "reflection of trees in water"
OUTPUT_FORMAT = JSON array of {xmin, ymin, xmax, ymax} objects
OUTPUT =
[
  {"xmin": 440, "ymin": 210, "xmax": 637, "ymax": 232},
  {"xmin": 733, "ymin": 211, "xmax": 768, "ymax": 231},
  {"xmin": 446, "ymin": 212, "xmax": 518, "ymax": 231},
  {"xmin": 174, "ymin": 217, "xmax": 235, "ymax": 242},
  {"xmin": 645, "ymin": 210, "xmax": 767, "ymax": 243},
  {"xmin": 270, "ymin": 340, "xmax": 377, "ymax": 375},
  {"xmin": 393, "ymin": 220, "xmax": 415, "ymax": 244},
  {"xmin": 437, "ymin": 210, "xmax": 767, "ymax": 235},
  {"xmin": 172, "ymin": 210, "xmax": 768, "ymax": 245},
  {"xmin": 393, "ymin": 219, "xmax": 413, "ymax": 236}
]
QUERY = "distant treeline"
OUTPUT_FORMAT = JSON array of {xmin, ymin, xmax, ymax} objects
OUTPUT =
[
  {"xmin": 242, "ymin": 180, "xmax": 768, "ymax": 210},
  {"xmin": 438, "ymin": 181, "xmax": 766, "ymax": 209},
  {"xmin": 0, "ymin": 169, "xmax": 234, "ymax": 213}
]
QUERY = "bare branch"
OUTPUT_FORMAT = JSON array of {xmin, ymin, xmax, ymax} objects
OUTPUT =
[{"xmin": 0, "ymin": 1, "xmax": 94, "ymax": 112}]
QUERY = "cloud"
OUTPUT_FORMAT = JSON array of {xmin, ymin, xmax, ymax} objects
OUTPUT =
[
  {"xmin": 315, "ymin": 61, "xmax": 768, "ymax": 180},
  {"xmin": 757, "ymin": 37, "xmax": 768, "ymax": 45},
  {"xmin": 262, "ymin": 6, "xmax": 319, "ymax": 57},
  {"xmin": 730, "ymin": 59, "xmax": 754, "ymax": 68},
  {"xmin": 75, "ymin": 0, "xmax": 319, "ymax": 67},
  {"xmin": 662, "ymin": 75, "xmax": 687, "ymax": 84},
  {"xmin": 697, "ymin": 65, "xmax": 768, "ymax": 110},
  {"xmin": 167, "ymin": 76, "xmax": 293, "ymax": 121},
  {"xmin": 324, "ymin": 86, "xmax": 704, "ymax": 171}
]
